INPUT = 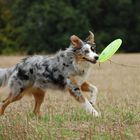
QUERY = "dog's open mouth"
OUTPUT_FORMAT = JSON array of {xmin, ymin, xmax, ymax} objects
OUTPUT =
[{"xmin": 83, "ymin": 57, "xmax": 97, "ymax": 64}]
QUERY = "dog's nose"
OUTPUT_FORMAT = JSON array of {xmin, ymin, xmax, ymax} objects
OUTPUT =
[{"xmin": 94, "ymin": 56, "xmax": 99, "ymax": 60}]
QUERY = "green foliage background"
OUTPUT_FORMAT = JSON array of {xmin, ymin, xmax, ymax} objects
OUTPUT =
[{"xmin": 0, "ymin": 0, "xmax": 140, "ymax": 54}]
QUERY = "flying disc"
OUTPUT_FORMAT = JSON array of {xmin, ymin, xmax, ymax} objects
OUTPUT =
[{"xmin": 99, "ymin": 39, "xmax": 122, "ymax": 62}]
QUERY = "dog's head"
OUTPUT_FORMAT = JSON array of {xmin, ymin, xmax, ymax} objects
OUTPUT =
[{"xmin": 70, "ymin": 31, "xmax": 99, "ymax": 64}]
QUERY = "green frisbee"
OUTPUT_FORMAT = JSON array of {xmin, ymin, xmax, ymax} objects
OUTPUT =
[{"xmin": 99, "ymin": 39, "xmax": 122, "ymax": 62}]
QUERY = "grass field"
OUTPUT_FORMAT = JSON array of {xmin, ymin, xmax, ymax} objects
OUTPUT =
[{"xmin": 0, "ymin": 54, "xmax": 140, "ymax": 140}]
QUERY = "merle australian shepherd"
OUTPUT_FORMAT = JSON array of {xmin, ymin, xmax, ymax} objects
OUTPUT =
[{"xmin": 0, "ymin": 31, "xmax": 100, "ymax": 117}]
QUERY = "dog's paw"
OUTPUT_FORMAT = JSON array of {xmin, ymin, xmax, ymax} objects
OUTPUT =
[
  {"xmin": 34, "ymin": 111, "xmax": 43, "ymax": 118},
  {"xmin": 91, "ymin": 109, "xmax": 100, "ymax": 117},
  {"xmin": 88, "ymin": 106, "xmax": 100, "ymax": 117},
  {"xmin": 82, "ymin": 99, "xmax": 100, "ymax": 117}
]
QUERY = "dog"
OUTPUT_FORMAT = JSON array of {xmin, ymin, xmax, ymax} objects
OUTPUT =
[{"xmin": 0, "ymin": 31, "xmax": 99, "ymax": 117}]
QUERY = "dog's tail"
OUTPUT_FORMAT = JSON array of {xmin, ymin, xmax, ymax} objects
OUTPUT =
[{"xmin": 0, "ymin": 67, "xmax": 15, "ymax": 87}]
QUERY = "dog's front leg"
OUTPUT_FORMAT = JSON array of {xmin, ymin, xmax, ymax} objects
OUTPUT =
[
  {"xmin": 66, "ymin": 77, "xmax": 99, "ymax": 117},
  {"xmin": 81, "ymin": 82, "xmax": 98, "ymax": 105}
]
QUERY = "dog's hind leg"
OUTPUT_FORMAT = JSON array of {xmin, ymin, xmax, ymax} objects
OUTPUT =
[
  {"xmin": 0, "ymin": 92, "xmax": 24, "ymax": 115},
  {"xmin": 67, "ymin": 77, "xmax": 99, "ymax": 117},
  {"xmin": 81, "ymin": 82, "xmax": 98, "ymax": 106},
  {"xmin": 32, "ymin": 88, "xmax": 45, "ymax": 117}
]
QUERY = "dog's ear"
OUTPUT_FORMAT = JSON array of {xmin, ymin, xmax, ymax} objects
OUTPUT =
[
  {"xmin": 70, "ymin": 35, "xmax": 82, "ymax": 48},
  {"xmin": 85, "ymin": 31, "xmax": 95, "ymax": 44}
]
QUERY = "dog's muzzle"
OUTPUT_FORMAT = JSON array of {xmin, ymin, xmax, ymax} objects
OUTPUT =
[{"xmin": 83, "ymin": 57, "xmax": 98, "ymax": 64}]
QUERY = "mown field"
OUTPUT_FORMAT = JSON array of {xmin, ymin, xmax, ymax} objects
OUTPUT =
[{"xmin": 0, "ymin": 54, "xmax": 140, "ymax": 140}]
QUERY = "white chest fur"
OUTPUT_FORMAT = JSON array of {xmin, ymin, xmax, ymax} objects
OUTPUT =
[{"xmin": 73, "ymin": 61, "xmax": 91, "ymax": 84}]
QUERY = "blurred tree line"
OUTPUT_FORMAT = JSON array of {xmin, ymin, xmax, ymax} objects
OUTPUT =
[{"xmin": 0, "ymin": 0, "xmax": 140, "ymax": 54}]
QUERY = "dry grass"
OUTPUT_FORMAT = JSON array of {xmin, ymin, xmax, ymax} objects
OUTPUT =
[{"xmin": 0, "ymin": 54, "xmax": 140, "ymax": 140}]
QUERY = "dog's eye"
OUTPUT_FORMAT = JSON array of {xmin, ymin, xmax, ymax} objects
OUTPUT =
[{"xmin": 84, "ymin": 49, "xmax": 89, "ymax": 53}]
